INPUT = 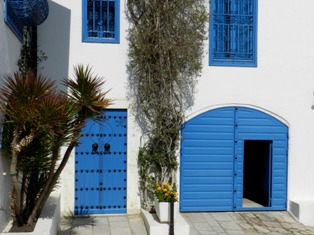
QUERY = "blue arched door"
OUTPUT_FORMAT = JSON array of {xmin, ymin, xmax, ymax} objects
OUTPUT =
[{"xmin": 180, "ymin": 107, "xmax": 288, "ymax": 212}]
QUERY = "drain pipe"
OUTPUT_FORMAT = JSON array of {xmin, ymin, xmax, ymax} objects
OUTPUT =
[{"xmin": 169, "ymin": 194, "xmax": 174, "ymax": 235}]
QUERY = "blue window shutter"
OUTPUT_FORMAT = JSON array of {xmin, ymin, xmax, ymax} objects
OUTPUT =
[
  {"xmin": 82, "ymin": 0, "xmax": 120, "ymax": 43},
  {"xmin": 209, "ymin": 0, "xmax": 257, "ymax": 67}
]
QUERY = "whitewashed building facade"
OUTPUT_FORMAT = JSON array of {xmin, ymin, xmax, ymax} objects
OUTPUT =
[{"xmin": 1, "ymin": 0, "xmax": 314, "ymax": 229}]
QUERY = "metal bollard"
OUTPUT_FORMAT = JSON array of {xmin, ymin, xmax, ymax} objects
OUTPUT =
[{"xmin": 169, "ymin": 194, "xmax": 174, "ymax": 235}]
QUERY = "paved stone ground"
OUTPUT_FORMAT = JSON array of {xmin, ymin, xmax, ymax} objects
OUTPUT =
[
  {"xmin": 59, "ymin": 211, "xmax": 314, "ymax": 235},
  {"xmin": 183, "ymin": 211, "xmax": 314, "ymax": 235},
  {"xmin": 59, "ymin": 214, "xmax": 148, "ymax": 235}
]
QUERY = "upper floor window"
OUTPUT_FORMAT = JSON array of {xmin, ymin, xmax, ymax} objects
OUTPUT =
[
  {"xmin": 82, "ymin": 0, "xmax": 120, "ymax": 43},
  {"xmin": 209, "ymin": 0, "xmax": 257, "ymax": 67}
]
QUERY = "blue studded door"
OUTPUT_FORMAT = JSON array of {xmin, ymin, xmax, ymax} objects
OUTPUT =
[{"xmin": 75, "ymin": 109, "xmax": 127, "ymax": 215}]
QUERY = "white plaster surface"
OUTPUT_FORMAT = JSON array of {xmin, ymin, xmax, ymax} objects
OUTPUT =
[
  {"xmin": 141, "ymin": 209, "xmax": 189, "ymax": 235},
  {"xmin": 0, "ymin": 156, "xmax": 11, "ymax": 232},
  {"xmin": 0, "ymin": 0, "xmax": 21, "ymax": 78},
  {"xmin": 1, "ymin": 190, "xmax": 61, "ymax": 235},
  {"xmin": 290, "ymin": 200, "xmax": 314, "ymax": 226},
  {"xmin": 0, "ymin": 0, "xmax": 21, "ymax": 231}
]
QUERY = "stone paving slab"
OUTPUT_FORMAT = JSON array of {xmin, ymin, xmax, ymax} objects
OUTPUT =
[
  {"xmin": 59, "ymin": 214, "xmax": 148, "ymax": 235},
  {"xmin": 58, "ymin": 211, "xmax": 314, "ymax": 235},
  {"xmin": 182, "ymin": 212, "xmax": 314, "ymax": 235}
]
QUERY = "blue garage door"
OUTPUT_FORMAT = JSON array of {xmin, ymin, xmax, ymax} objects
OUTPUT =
[
  {"xmin": 180, "ymin": 107, "xmax": 288, "ymax": 212},
  {"xmin": 75, "ymin": 109, "xmax": 127, "ymax": 215}
]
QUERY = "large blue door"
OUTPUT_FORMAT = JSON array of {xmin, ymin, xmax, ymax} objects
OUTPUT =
[
  {"xmin": 180, "ymin": 107, "xmax": 288, "ymax": 212},
  {"xmin": 75, "ymin": 109, "xmax": 127, "ymax": 215}
]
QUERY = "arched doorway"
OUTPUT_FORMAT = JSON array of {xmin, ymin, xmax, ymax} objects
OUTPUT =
[{"xmin": 180, "ymin": 107, "xmax": 288, "ymax": 212}]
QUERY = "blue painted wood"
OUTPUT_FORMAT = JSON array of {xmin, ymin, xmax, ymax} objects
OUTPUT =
[
  {"xmin": 180, "ymin": 107, "xmax": 288, "ymax": 212},
  {"xmin": 180, "ymin": 107, "xmax": 235, "ymax": 212},
  {"xmin": 235, "ymin": 107, "xmax": 288, "ymax": 210},
  {"xmin": 82, "ymin": 0, "xmax": 120, "ymax": 43},
  {"xmin": 75, "ymin": 109, "xmax": 127, "ymax": 215},
  {"xmin": 209, "ymin": 0, "xmax": 257, "ymax": 67}
]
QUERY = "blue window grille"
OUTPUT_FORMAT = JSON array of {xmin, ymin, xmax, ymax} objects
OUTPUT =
[
  {"xmin": 209, "ymin": 0, "xmax": 257, "ymax": 67},
  {"xmin": 82, "ymin": 0, "xmax": 120, "ymax": 43}
]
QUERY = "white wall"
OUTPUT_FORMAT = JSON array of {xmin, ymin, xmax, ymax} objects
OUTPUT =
[
  {"xmin": 38, "ymin": 0, "xmax": 314, "ymax": 224},
  {"xmin": 0, "ymin": 156, "xmax": 11, "ymax": 232},
  {"xmin": 0, "ymin": 1, "xmax": 21, "ymax": 75},
  {"xmin": 0, "ymin": 0, "xmax": 21, "ymax": 231}
]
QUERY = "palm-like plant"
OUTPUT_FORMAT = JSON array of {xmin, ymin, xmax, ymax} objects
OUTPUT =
[{"xmin": 0, "ymin": 65, "xmax": 111, "ymax": 227}]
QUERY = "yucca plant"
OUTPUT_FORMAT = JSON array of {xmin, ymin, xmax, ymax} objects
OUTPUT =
[{"xmin": 0, "ymin": 65, "xmax": 111, "ymax": 227}]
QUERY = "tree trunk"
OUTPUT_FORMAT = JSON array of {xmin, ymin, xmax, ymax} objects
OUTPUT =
[
  {"xmin": 10, "ymin": 131, "xmax": 23, "ymax": 226},
  {"xmin": 49, "ymin": 146, "xmax": 59, "ymax": 177},
  {"xmin": 20, "ymin": 172, "xmax": 27, "ymax": 214}
]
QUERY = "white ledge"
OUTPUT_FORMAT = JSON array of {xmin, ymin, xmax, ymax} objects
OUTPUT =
[
  {"xmin": 141, "ymin": 209, "xmax": 189, "ymax": 235},
  {"xmin": 290, "ymin": 200, "xmax": 314, "ymax": 226},
  {"xmin": 1, "ymin": 190, "xmax": 61, "ymax": 235}
]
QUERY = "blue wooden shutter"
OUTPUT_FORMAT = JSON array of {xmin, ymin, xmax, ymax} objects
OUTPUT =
[
  {"xmin": 210, "ymin": 0, "xmax": 257, "ymax": 67},
  {"xmin": 180, "ymin": 107, "xmax": 235, "ymax": 212}
]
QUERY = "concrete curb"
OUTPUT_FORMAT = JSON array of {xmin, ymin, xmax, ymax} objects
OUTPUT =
[{"xmin": 1, "ymin": 190, "xmax": 61, "ymax": 235}]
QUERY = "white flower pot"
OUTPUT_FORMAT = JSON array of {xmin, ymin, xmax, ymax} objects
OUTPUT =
[{"xmin": 154, "ymin": 200, "xmax": 179, "ymax": 223}]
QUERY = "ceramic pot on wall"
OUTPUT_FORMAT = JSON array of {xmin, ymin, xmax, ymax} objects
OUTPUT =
[{"xmin": 154, "ymin": 200, "xmax": 179, "ymax": 223}]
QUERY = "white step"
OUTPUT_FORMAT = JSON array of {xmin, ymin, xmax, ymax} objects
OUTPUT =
[{"xmin": 140, "ymin": 209, "xmax": 190, "ymax": 235}]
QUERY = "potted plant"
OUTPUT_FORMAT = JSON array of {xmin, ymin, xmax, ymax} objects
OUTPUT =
[{"xmin": 151, "ymin": 182, "xmax": 178, "ymax": 223}]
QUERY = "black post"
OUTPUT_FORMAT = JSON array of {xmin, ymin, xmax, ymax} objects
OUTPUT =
[{"xmin": 169, "ymin": 194, "xmax": 174, "ymax": 235}]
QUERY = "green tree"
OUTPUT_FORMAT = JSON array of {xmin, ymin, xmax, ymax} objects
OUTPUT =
[
  {"xmin": 127, "ymin": 0, "xmax": 208, "ymax": 209},
  {"xmin": 0, "ymin": 65, "xmax": 111, "ymax": 226}
]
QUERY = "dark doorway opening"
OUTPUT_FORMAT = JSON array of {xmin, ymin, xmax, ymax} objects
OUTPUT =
[{"xmin": 243, "ymin": 140, "xmax": 272, "ymax": 208}]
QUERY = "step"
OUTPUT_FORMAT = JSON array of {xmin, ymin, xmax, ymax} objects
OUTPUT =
[{"xmin": 140, "ymin": 209, "xmax": 189, "ymax": 235}]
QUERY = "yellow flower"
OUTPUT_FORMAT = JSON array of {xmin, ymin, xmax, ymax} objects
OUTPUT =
[
  {"xmin": 164, "ymin": 192, "xmax": 169, "ymax": 197},
  {"xmin": 157, "ymin": 187, "xmax": 162, "ymax": 191},
  {"xmin": 163, "ymin": 188, "xmax": 167, "ymax": 192}
]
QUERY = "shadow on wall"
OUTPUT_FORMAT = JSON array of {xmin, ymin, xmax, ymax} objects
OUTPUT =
[
  {"xmin": 0, "ymin": 0, "xmax": 21, "ymax": 76},
  {"xmin": 0, "ymin": 155, "xmax": 11, "ymax": 232},
  {"xmin": 0, "ymin": 1, "xmax": 22, "ymax": 231},
  {"xmin": 38, "ymin": 0, "xmax": 71, "ymax": 93}
]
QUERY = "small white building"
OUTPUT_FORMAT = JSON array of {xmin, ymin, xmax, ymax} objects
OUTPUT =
[{"xmin": 1, "ymin": 0, "xmax": 314, "ymax": 229}]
